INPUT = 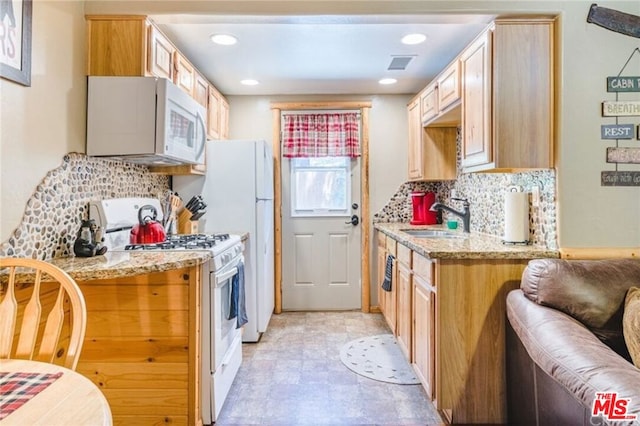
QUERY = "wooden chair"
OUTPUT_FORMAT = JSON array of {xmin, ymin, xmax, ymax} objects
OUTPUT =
[{"xmin": 0, "ymin": 258, "xmax": 87, "ymax": 370}]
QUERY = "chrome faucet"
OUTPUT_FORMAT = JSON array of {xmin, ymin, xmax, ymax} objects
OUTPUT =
[{"xmin": 430, "ymin": 198, "xmax": 471, "ymax": 233}]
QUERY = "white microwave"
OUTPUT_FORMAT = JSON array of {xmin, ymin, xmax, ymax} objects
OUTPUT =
[{"xmin": 87, "ymin": 76, "xmax": 206, "ymax": 166}]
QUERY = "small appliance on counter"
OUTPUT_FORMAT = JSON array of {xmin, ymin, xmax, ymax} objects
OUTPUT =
[{"xmin": 410, "ymin": 191, "xmax": 439, "ymax": 225}]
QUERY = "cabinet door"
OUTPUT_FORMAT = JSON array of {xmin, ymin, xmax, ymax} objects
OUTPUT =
[
  {"xmin": 174, "ymin": 52, "xmax": 195, "ymax": 96},
  {"xmin": 421, "ymin": 84, "xmax": 438, "ymax": 123},
  {"xmin": 220, "ymin": 97, "xmax": 230, "ymax": 139},
  {"xmin": 377, "ymin": 244, "xmax": 387, "ymax": 316},
  {"xmin": 147, "ymin": 24, "xmax": 175, "ymax": 80},
  {"xmin": 207, "ymin": 87, "xmax": 221, "ymax": 140},
  {"xmin": 437, "ymin": 60, "xmax": 460, "ymax": 112},
  {"xmin": 413, "ymin": 273, "xmax": 435, "ymax": 399},
  {"xmin": 396, "ymin": 261, "xmax": 412, "ymax": 361},
  {"xmin": 382, "ymin": 258, "xmax": 397, "ymax": 334},
  {"xmin": 407, "ymin": 98, "xmax": 423, "ymax": 181},
  {"xmin": 460, "ymin": 29, "xmax": 492, "ymax": 170},
  {"xmin": 194, "ymin": 73, "xmax": 209, "ymax": 108}
]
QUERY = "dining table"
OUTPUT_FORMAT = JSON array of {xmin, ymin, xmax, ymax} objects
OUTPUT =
[{"xmin": 0, "ymin": 359, "xmax": 112, "ymax": 425}]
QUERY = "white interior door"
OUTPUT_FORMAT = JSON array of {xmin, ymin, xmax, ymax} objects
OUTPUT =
[{"xmin": 282, "ymin": 156, "xmax": 362, "ymax": 310}]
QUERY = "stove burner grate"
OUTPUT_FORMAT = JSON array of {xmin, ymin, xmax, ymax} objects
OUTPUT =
[{"xmin": 125, "ymin": 233, "xmax": 231, "ymax": 251}]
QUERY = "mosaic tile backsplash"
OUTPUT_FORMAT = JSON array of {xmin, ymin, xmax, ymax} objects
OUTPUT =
[
  {"xmin": 0, "ymin": 153, "xmax": 170, "ymax": 260},
  {"xmin": 374, "ymin": 131, "xmax": 557, "ymax": 249}
]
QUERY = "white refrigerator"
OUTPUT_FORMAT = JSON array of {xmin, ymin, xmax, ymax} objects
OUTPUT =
[{"xmin": 174, "ymin": 140, "xmax": 274, "ymax": 342}]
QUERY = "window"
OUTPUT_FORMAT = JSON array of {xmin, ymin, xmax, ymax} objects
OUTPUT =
[{"xmin": 290, "ymin": 157, "xmax": 351, "ymax": 217}]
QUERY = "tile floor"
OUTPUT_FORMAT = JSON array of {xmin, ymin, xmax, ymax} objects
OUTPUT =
[{"xmin": 217, "ymin": 311, "xmax": 444, "ymax": 425}]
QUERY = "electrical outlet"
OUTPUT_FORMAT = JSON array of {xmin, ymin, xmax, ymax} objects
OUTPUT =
[{"xmin": 531, "ymin": 186, "xmax": 541, "ymax": 208}]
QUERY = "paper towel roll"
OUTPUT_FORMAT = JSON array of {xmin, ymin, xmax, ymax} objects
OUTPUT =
[{"xmin": 504, "ymin": 191, "xmax": 529, "ymax": 243}]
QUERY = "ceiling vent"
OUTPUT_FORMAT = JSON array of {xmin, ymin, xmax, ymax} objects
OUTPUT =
[{"xmin": 388, "ymin": 56, "xmax": 415, "ymax": 71}]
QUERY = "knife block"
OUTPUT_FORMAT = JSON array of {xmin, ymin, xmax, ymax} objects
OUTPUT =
[{"xmin": 177, "ymin": 209, "xmax": 199, "ymax": 234}]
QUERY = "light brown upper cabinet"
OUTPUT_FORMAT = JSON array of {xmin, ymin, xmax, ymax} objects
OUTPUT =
[
  {"xmin": 407, "ymin": 95, "xmax": 457, "ymax": 182},
  {"xmin": 193, "ymin": 72, "xmax": 209, "ymax": 108},
  {"xmin": 407, "ymin": 97, "xmax": 424, "ymax": 180},
  {"xmin": 460, "ymin": 19, "xmax": 555, "ymax": 173},
  {"xmin": 436, "ymin": 60, "xmax": 461, "ymax": 117},
  {"xmin": 420, "ymin": 84, "xmax": 438, "ymax": 124},
  {"xmin": 174, "ymin": 52, "xmax": 196, "ymax": 96},
  {"xmin": 148, "ymin": 24, "xmax": 175, "ymax": 80},
  {"xmin": 220, "ymin": 98, "xmax": 230, "ymax": 140}
]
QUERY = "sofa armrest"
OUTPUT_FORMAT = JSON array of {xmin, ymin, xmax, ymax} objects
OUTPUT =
[{"xmin": 507, "ymin": 290, "xmax": 640, "ymax": 416}]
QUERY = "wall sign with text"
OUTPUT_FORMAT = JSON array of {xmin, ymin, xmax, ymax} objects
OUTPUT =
[{"xmin": 600, "ymin": 50, "xmax": 640, "ymax": 186}]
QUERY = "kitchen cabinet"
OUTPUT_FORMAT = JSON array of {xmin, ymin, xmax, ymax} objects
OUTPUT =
[
  {"xmin": 460, "ymin": 19, "xmax": 555, "ymax": 172},
  {"xmin": 377, "ymin": 229, "xmax": 531, "ymax": 423},
  {"xmin": 194, "ymin": 72, "xmax": 209, "ymax": 108},
  {"xmin": 407, "ymin": 97, "xmax": 423, "ymax": 181},
  {"xmin": 376, "ymin": 233, "xmax": 387, "ymax": 316},
  {"xmin": 148, "ymin": 24, "xmax": 175, "ymax": 80},
  {"xmin": 378, "ymin": 235, "xmax": 397, "ymax": 334},
  {"xmin": 436, "ymin": 60, "xmax": 461, "ymax": 115},
  {"xmin": 407, "ymin": 93, "xmax": 457, "ymax": 181},
  {"xmin": 175, "ymin": 51, "xmax": 196, "ymax": 96},
  {"xmin": 86, "ymin": 15, "xmax": 231, "ymax": 174},
  {"xmin": 220, "ymin": 97, "xmax": 230, "ymax": 139},
  {"xmin": 420, "ymin": 84, "xmax": 438, "ymax": 123},
  {"xmin": 412, "ymin": 253, "xmax": 435, "ymax": 400},
  {"xmin": 396, "ymin": 244, "xmax": 412, "ymax": 361},
  {"xmin": 75, "ymin": 266, "xmax": 202, "ymax": 425}
]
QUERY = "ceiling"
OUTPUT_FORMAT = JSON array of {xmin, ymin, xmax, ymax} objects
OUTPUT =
[{"xmin": 152, "ymin": 14, "xmax": 495, "ymax": 96}]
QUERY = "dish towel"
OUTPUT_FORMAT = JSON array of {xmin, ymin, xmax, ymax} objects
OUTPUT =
[
  {"xmin": 381, "ymin": 254, "xmax": 394, "ymax": 292},
  {"xmin": 229, "ymin": 261, "xmax": 248, "ymax": 329}
]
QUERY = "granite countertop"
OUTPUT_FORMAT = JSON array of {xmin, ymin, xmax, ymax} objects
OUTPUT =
[
  {"xmin": 47, "ymin": 250, "xmax": 213, "ymax": 282},
  {"xmin": 374, "ymin": 222, "xmax": 559, "ymax": 260}
]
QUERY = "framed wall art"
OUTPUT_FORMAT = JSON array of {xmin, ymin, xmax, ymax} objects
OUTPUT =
[{"xmin": 1, "ymin": 0, "xmax": 32, "ymax": 86}]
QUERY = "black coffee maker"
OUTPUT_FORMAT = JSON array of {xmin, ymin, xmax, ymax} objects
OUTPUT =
[{"xmin": 73, "ymin": 219, "xmax": 107, "ymax": 257}]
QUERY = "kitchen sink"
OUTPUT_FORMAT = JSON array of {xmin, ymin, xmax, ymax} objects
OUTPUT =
[{"xmin": 401, "ymin": 229, "xmax": 465, "ymax": 239}]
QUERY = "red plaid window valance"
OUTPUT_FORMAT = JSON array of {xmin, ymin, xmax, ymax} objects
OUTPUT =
[{"xmin": 282, "ymin": 112, "xmax": 361, "ymax": 158}]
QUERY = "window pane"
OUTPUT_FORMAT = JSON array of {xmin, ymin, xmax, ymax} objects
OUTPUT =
[{"xmin": 290, "ymin": 157, "xmax": 350, "ymax": 217}]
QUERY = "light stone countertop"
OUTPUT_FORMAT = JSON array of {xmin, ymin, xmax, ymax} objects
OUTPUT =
[
  {"xmin": 374, "ymin": 222, "xmax": 559, "ymax": 260},
  {"xmin": 41, "ymin": 251, "xmax": 212, "ymax": 283}
]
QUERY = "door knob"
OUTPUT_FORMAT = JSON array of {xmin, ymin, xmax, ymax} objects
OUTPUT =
[{"xmin": 345, "ymin": 215, "xmax": 359, "ymax": 226}]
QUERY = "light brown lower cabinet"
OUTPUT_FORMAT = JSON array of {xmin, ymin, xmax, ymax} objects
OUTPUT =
[
  {"xmin": 412, "ymin": 258, "xmax": 435, "ymax": 401},
  {"xmin": 395, "ymin": 244, "xmax": 413, "ymax": 361},
  {"xmin": 378, "ymin": 235, "xmax": 530, "ymax": 424},
  {"xmin": 75, "ymin": 266, "xmax": 202, "ymax": 426}
]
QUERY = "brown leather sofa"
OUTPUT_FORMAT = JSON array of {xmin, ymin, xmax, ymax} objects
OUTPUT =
[{"xmin": 506, "ymin": 258, "xmax": 640, "ymax": 425}]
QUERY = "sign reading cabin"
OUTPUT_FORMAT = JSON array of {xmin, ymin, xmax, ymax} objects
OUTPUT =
[{"xmin": 607, "ymin": 76, "xmax": 640, "ymax": 92}]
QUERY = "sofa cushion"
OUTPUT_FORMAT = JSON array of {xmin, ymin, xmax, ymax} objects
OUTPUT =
[
  {"xmin": 624, "ymin": 286, "xmax": 640, "ymax": 368},
  {"xmin": 520, "ymin": 259, "xmax": 640, "ymax": 359}
]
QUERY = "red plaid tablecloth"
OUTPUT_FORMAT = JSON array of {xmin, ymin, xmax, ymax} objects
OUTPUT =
[{"xmin": 0, "ymin": 371, "xmax": 63, "ymax": 420}]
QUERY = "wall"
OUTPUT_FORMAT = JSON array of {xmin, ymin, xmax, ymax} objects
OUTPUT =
[
  {"xmin": 556, "ymin": 1, "xmax": 640, "ymax": 247},
  {"xmin": 0, "ymin": 1, "xmax": 86, "ymax": 240}
]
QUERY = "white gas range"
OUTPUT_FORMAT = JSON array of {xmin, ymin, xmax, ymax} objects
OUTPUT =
[{"xmin": 90, "ymin": 197, "xmax": 243, "ymax": 424}]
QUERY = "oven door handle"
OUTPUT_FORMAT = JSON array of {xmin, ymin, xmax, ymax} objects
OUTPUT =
[{"xmin": 215, "ymin": 266, "xmax": 238, "ymax": 286}]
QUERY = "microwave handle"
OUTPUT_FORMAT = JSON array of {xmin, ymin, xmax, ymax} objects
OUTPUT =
[{"xmin": 194, "ymin": 111, "xmax": 206, "ymax": 163}]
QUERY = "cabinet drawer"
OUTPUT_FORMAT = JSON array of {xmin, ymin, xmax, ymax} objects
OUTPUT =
[
  {"xmin": 377, "ymin": 232, "xmax": 386, "ymax": 248},
  {"xmin": 437, "ymin": 60, "xmax": 460, "ymax": 111},
  {"xmin": 386, "ymin": 237, "xmax": 397, "ymax": 257},
  {"xmin": 413, "ymin": 253, "xmax": 434, "ymax": 285},
  {"xmin": 397, "ymin": 244, "xmax": 412, "ymax": 267}
]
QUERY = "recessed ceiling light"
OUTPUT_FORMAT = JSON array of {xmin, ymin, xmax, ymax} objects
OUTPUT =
[
  {"xmin": 401, "ymin": 33, "xmax": 427, "ymax": 45},
  {"xmin": 210, "ymin": 34, "xmax": 237, "ymax": 45},
  {"xmin": 379, "ymin": 78, "xmax": 397, "ymax": 85},
  {"xmin": 241, "ymin": 79, "xmax": 259, "ymax": 86}
]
